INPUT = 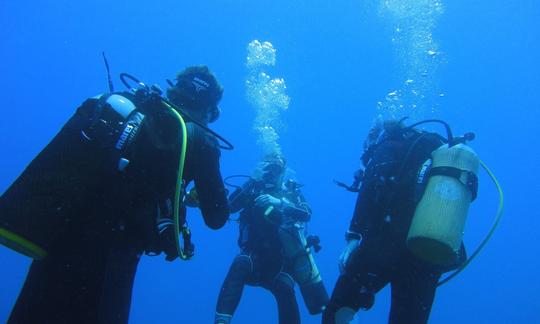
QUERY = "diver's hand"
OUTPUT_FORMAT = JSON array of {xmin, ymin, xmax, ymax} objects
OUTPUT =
[
  {"xmin": 254, "ymin": 194, "xmax": 282, "ymax": 208},
  {"xmin": 184, "ymin": 188, "xmax": 200, "ymax": 208},
  {"xmin": 338, "ymin": 239, "xmax": 361, "ymax": 274}
]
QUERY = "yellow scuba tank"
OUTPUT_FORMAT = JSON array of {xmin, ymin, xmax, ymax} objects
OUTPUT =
[
  {"xmin": 278, "ymin": 222, "xmax": 329, "ymax": 314},
  {"xmin": 407, "ymin": 143, "xmax": 480, "ymax": 266}
]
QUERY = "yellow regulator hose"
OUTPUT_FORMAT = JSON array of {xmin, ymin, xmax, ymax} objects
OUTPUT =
[
  {"xmin": 163, "ymin": 101, "xmax": 190, "ymax": 260},
  {"xmin": 438, "ymin": 160, "xmax": 504, "ymax": 286}
]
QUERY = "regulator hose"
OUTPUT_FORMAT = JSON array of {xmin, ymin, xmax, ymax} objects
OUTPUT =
[
  {"xmin": 162, "ymin": 101, "xmax": 191, "ymax": 260},
  {"xmin": 438, "ymin": 160, "xmax": 504, "ymax": 286}
]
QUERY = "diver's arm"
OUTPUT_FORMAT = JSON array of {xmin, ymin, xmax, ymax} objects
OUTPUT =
[
  {"xmin": 348, "ymin": 141, "xmax": 398, "ymax": 237},
  {"xmin": 228, "ymin": 180, "xmax": 257, "ymax": 214},
  {"xmin": 194, "ymin": 139, "xmax": 230, "ymax": 230},
  {"xmin": 341, "ymin": 148, "xmax": 395, "ymax": 270},
  {"xmin": 348, "ymin": 191, "xmax": 373, "ymax": 238}
]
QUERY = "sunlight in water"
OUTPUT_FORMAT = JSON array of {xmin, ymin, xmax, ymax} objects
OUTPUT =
[
  {"xmin": 377, "ymin": 0, "xmax": 445, "ymax": 120},
  {"xmin": 245, "ymin": 40, "xmax": 290, "ymax": 156}
]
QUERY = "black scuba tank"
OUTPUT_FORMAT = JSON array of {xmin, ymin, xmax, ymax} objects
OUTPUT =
[
  {"xmin": 80, "ymin": 92, "xmax": 147, "ymax": 172},
  {"xmin": 0, "ymin": 93, "xmax": 149, "ymax": 259}
]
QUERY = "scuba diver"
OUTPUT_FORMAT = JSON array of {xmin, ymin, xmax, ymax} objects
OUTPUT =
[
  {"xmin": 324, "ymin": 117, "xmax": 482, "ymax": 324},
  {"xmin": 0, "ymin": 65, "xmax": 230, "ymax": 323},
  {"xmin": 215, "ymin": 154, "xmax": 329, "ymax": 324}
]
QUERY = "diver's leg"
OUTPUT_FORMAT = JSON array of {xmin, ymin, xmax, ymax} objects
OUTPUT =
[
  {"xmin": 8, "ymin": 225, "xmax": 140, "ymax": 324},
  {"xmin": 322, "ymin": 274, "xmax": 363, "ymax": 324},
  {"xmin": 269, "ymin": 272, "xmax": 300, "ymax": 324},
  {"xmin": 96, "ymin": 234, "xmax": 141, "ymax": 324},
  {"xmin": 215, "ymin": 254, "xmax": 253, "ymax": 324},
  {"xmin": 388, "ymin": 263, "xmax": 440, "ymax": 324},
  {"xmin": 8, "ymin": 234, "xmax": 110, "ymax": 324},
  {"xmin": 8, "ymin": 258, "xmax": 70, "ymax": 324},
  {"xmin": 323, "ymin": 261, "xmax": 388, "ymax": 323}
]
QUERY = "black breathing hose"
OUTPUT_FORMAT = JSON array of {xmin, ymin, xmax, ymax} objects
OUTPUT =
[
  {"xmin": 119, "ymin": 73, "xmax": 234, "ymax": 150},
  {"xmin": 407, "ymin": 119, "xmax": 454, "ymax": 144}
]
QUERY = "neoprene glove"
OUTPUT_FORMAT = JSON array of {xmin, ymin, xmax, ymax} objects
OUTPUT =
[{"xmin": 338, "ymin": 239, "xmax": 361, "ymax": 274}]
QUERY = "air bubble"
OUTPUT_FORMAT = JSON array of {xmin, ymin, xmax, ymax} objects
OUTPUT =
[{"xmin": 246, "ymin": 40, "xmax": 289, "ymax": 156}]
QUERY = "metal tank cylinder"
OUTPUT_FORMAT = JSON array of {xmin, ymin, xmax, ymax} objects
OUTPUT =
[{"xmin": 407, "ymin": 143, "xmax": 479, "ymax": 265}]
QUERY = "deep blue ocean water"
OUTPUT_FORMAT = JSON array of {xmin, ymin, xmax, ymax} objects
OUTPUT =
[{"xmin": 1, "ymin": 1, "xmax": 539, "ymax": 323}]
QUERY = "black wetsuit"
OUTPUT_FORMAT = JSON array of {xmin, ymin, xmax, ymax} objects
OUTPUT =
[
  {"xmin": 1, "ymin": 95, "xmax": 229, "ymax": 324},
  {"xmin": 215, "ymin": 180, "xmax": 311, "ymax": 324},
  {"xmin": 323, "ymin": 131, "xmax": 464, "ymax": 324}
]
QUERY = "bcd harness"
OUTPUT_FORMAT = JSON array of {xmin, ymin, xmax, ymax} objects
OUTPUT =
[
  {"xmin": 81, "ymin": 87, "xmax": 193, "ymax": 261},
  {"xmin": 337, "ymin": 119, "xmax": 503, "ymax": 286},
  {"xmin": 338, "ymin": 123, "xmax": 479, "ymax": 202}
]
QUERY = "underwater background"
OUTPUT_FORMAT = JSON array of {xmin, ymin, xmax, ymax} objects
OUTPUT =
[{"xmin": 0, "ymin": 0, "xmax": 538, "ymax": 323}]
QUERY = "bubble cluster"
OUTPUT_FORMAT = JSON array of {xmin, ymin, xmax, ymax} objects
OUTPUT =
[
  {"xmin": 246, "ymin": 40, "xmax": 277, "ymax": 68},
  {"xmin": 377, "ymin": 0, "xmax": 445, "ymax": 119},
  {"xmin": 245, "ymin": 40, "xmax": 290, "ymax": 156}
]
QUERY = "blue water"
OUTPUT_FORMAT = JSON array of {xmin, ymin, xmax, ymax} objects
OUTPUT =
[{"xmin": 1, "ymin": 1, "xmax": 539, "ymax": 323}]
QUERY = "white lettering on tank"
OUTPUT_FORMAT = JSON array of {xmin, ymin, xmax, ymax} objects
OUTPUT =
[{"xmin": 116, "ymin": 124, "xmax": 134, "ymax": 150}]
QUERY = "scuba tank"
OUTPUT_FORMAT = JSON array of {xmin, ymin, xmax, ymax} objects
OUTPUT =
[
  {"xmin": 0, "ymin": 92, "xmax": 145, "ymax": 259},
  {"xmin": 264, "ymin": 179, "xmax": 329, "ymax": 314},
  {"xmin": 278, "ymin": 222, "xmax": 329, "ymax": 314},
  {"xmin": 339, "ymin": 117, "xmax": 503, "ymax": 285},
  {"xmin": 348, "ymin": 118, "xmax": 480, "ymax": 267},
  {"xmin": 401, "ymin": 119, "xmax": 480, "ymax": 266},
  {"xmin": 407, "ymin": 143, "xmax": 479, "ymax": 266}
]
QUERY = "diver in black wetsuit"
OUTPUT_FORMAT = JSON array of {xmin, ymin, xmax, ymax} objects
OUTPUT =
[
  {"xmin": 215, "ymin": 154, "xmax": 328, "ymax": 324},
  {"xmin": 0, "ymin": 66, "xmax": 230, "ymax": 324},
  {"xmin": 323, "ymin": 118, "xmax": 467, "ymax": 324}
]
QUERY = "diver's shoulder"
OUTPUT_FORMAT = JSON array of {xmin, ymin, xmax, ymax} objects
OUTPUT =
[{"xmin": 187, "ymin": 122, "xmax": 220, "ymax": 153}]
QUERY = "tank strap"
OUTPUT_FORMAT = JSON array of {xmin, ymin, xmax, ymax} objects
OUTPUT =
[{"xmin": 428, "ymin": 166, "xmax": 478, "ymax": 201}]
